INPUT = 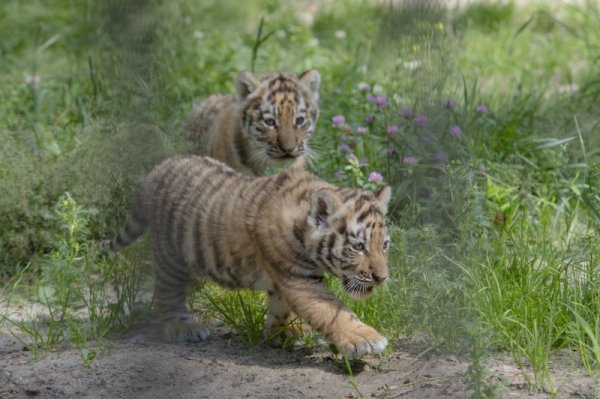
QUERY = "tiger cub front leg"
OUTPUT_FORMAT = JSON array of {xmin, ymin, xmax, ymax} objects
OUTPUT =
[
  {"xmin": 264, "ymin": 290, "xmax": 310, "ymax": 342},
  {"xmin": 280, "ymin": 279, "xmax": 387, "ymax": 358}
]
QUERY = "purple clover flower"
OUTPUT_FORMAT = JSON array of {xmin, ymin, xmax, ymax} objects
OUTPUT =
[
  {"xmin": 413, "ymin": 115, "xmax": 428, "ymax": 127},
  {"xmin": 449, "ymin": 125, "xmax": 462, "ymax": 138},
  {"xmin": 386, "ymin": 124, "xmax": 399, "ymax": 136},
  {"xmin": 400, "ymin": 108, "xmax": 412, "ymax": 118},
  {"xmin": 355, "ymin": 126, "xmax": 367, "ymax": 135},
  {"xmin": 475, "ymin": 104, "xmax": 488, "ymax": 114},
  {"xmin": 335, "ymin": 170, "xmax": 346, "ymax": 179},
  {"xmin": 375, "ymin": 95, "xmax": 389, "ymax": 108},
  {"xmin": 368, "ymin": 171, "xmax": 383, "ymax": 183},
  {"xmin": 366, "ymin": 95, "xmax": 376, "ymax": 104},
  {"xmin": 444, "ymin": 98, "xmax": 457, "ymax": 109},
  {"xmin": 364, "ymin": 115, "xmax": 375, "ymax": 126},
  {"xmin": 403, "ymin": 156, "xmax": 418, "ymax": 165},
  {"xmin": 434, "ymin": 151, "xmax": 447, "ymax": 163},
  {"xmin": 332, "ymin": 115, "xmax": 346, "ymax": 127},
  {"xmin": 338, "ymin": 143, "xmax": 352, "ymax": 152}
]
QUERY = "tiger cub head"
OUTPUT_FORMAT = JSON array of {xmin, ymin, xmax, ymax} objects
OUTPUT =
[
  {"xmin": 307, "ymin": 186, "xmax": 392, "ymax": 300},
  {"xmin": 235, "ymin": 70, "xmax": 320, "ymax": 163}
]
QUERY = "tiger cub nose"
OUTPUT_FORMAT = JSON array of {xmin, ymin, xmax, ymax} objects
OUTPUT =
[
  {"xmin": 372, "ymin": 273, "xmax": 388, "ymax": 284},
  {"xmin": 278, "ymin": 136, "xmax": 297, "ymax": 154}
]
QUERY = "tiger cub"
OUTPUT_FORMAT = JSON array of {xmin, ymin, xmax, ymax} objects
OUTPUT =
[
  {"xmin": 102, "ymin": 155, "xmax": 391, "ymax": 358},
  {"xmin": 183, "ymin": 70, "xmax": 321, "ymax": 176}
]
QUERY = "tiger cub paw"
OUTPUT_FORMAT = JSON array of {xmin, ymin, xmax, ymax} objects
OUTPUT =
[
  {"xmin": 163, "ymin": 316, "xmax": 211, "ymax": 343},
  {"xmin": 333, "ymin": 325, "xmax": 388, "ymax": 358}
]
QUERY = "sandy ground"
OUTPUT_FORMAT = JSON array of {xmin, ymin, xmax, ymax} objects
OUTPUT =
[{"xmin": 1, "ymin": 312, "xmax": 598, "ymax": 399}]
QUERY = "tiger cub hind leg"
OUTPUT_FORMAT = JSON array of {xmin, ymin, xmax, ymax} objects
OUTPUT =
[
  {"xmin": 152, "ymin": 257, "xmax": 210, "ymax": 342},
  {"xmin": 161, "ymin": 313, "xmax": 210, "ymax": 343}
]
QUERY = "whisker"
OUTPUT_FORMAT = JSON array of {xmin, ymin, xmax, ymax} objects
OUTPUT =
[
  {"xmin": 305, "ymin": 144, "xmax": 323, "ymax": 158},
  {"xmin": 248, "ymin": 145, "xmax": 270, "ymax": 166},
  {"xmin": 304, "ymin": 145, "xmax": 322, "ymax": 163},
  {"xmin": 347, "ymin": 275, "xmax": 360, "ymax": 294}
]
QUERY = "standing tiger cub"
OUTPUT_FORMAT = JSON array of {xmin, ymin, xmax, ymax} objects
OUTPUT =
[
  {"xmin": 183, "ymin": 70, "xmax": 321, "ymax": 176},
  {"xmin": 102, "ymin": 155, "xmax": 391, "ymax": 358}
]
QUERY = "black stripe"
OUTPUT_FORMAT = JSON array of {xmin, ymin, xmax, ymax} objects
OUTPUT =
[
  {"xmin": 279, "ymin": 176, "xmax": 316, "ymax": 197},
  {"xmin": 357, "ymin": 205, "xmax": 381, "ymax": 223},
  {"xmin": 165, "ymin": 162, "xmax": 203, "ymax": 255},
  {"xmin": 209, "ymin": 178, "xmax": 236, "ymax": 280},
  {"xmin": 293, "ymin": 221, "xmax": 305, "ymax": 246},
  {"xmin": 274, "ymin": 171, "xmax": 290, "ymax": 188},
  {"xmin": 353, "ymin": 194, "xmax": 372, "ymax": 212},
  {"xmin": 155, "ymin": 164, "xmax": 182, "ymax": 252},
  {"xmin": 154, "ymin": 250, "xmax": 189, "ymax": 283},
  {"xmin": 236, "ymin": 130, "xmax": 250, "ymax": 164},
  {"xmin": 337, "ymin": 189, "xmax": 356, "ymax": 202},
  {"xmin": 172, "ymin": 163, "xmax": 205, "ymax": 255},
  {"xmin": 205, "ymin": 268, "xmax": 237, "ymax": 289},
  {"xmin": 326, "ymin": 233, "xmax": 337, "ymax": 265},
  {"xmin": 247, "ymin": 179, "xmax": 272, "ymax": 212},
  {"xmin": 336, "ymin": 220, "xmax": 346, "ymax": 235},
  {"xmin": 271, "ymin": 224, "xmax": 318, "ymax": 271},
  {"xmin": 316, "ymin": 236, "xmax": 333, "ymax": 271},
  {"xmin": 340, "ymin": 263, "xmax": 355, "ymax": 270}
]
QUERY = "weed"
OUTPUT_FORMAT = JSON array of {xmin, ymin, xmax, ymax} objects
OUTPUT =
[
  {"xmin": 203, "ymin": 286, "xmax": 267, "ymax": 347},
  {"xmin": 342, "ymin": 354, "xmax": 364, "ymax": 398},
  {"xmin": 466, "ymin": 326, "xmax": 498, "ymax": 399},
  {"xmin": 5, "ymin": 193, "xmax": 145, "ymax": 362}
]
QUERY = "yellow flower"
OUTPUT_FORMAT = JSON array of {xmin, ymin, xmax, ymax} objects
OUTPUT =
[{"xmin": 435, "ymin": 22, "xmax": 444, "ymax": 30}]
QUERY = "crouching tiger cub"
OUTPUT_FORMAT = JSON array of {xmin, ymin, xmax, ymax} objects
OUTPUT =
[
  {"xmin": 183, "ymin": 70, "xmax": 321, "ymax": 176},
  {"xmin": 102, "ymin": 155, "xmax": 391, "ymax": 357}
]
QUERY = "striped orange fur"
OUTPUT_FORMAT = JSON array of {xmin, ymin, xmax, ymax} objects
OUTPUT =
[
  {"xmin": 102, "ymin": 155, "xmax": 392, "ymax": 357},
  {"xmin": 183, "ymin": 70, "xmax": 320, "ymax": 176}
]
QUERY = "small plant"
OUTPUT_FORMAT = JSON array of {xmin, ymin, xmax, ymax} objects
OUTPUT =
[
  {"xmin": 5, "ymin": 193, "xmax": 145, "ymax": 362},
  {"xmin": 6, "ymin": 317, "xmax": 63, "ymax": 360},
  {"xmin": 466, "ymin": 325, "xmax": 499, "ymax": 399},
  {"xmin": 342, "ymin": 354, "xmax": 364, "ymax": 398},
  {"xmin": 249, "ymin": 16, "xmax": 275, "ymax": 73},
  {"xmin": 568, "ymin": 303, "xmax": 600, "ymax": 373}
]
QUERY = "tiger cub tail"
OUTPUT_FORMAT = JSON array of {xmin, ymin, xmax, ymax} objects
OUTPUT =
[{"xmin": 100, "ymin": 198, "xmax": 147, "ymax": 252}]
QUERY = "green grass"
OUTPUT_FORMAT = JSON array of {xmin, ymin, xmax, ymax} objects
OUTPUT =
[
  {"xmin": 1, "ymin": 0, "xmax": 599, "ymax": 394},
  {"xmin": 202, "ymin": 287, "xmax": 267, "ymax": 348}
]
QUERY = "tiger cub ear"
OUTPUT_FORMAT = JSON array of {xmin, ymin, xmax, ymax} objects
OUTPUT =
[
  {"xmin": 298, "ymin": 69, "xmax": 321, "ymax": 102},
  {"xmin": 235, "ymin": 71, "xmax": 262, "ymax": 101},
  {"xmin": 373, "ymin": 186, "xmax": 392, "ymax": 215},
  {"xmin": 309, "ymin": 188, "xmax": 342, "ymax": 228}
]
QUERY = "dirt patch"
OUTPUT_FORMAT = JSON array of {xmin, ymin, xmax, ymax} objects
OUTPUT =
[{"xmin": 1, "ymin": 315, "xmax": 597, "ymax": 399}]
